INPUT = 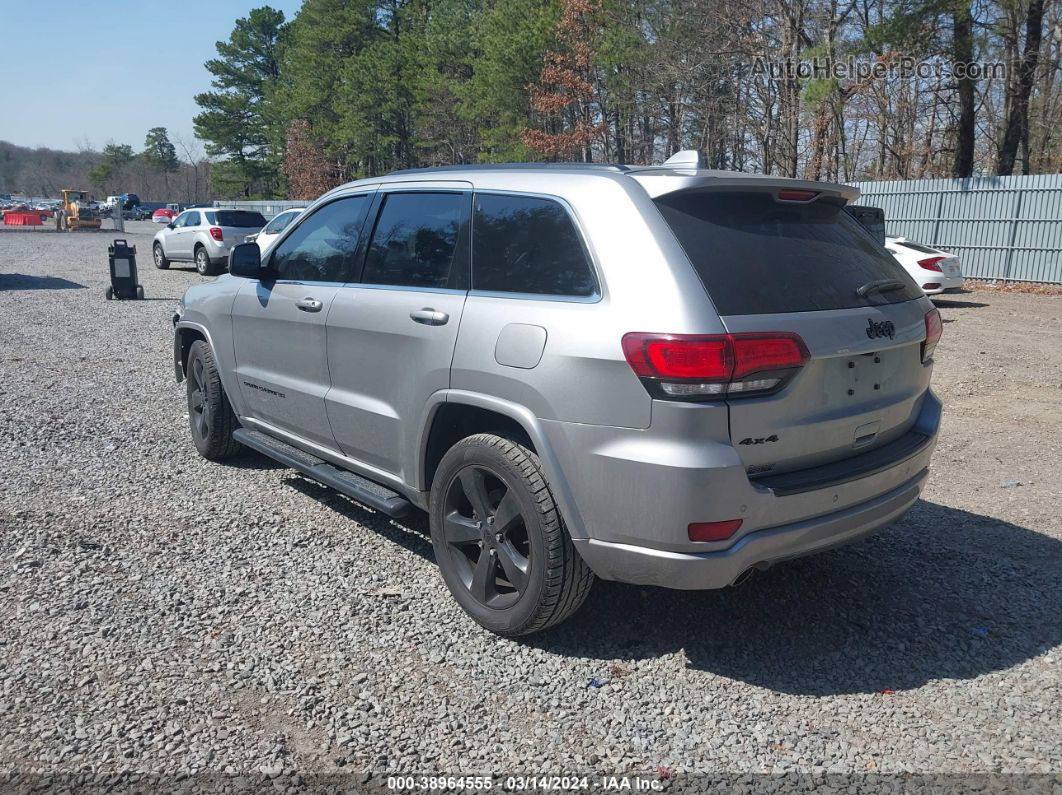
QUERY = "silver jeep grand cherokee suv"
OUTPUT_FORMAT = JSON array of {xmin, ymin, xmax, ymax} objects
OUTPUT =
[{"xmin": 172, "ymin": 155, "xmax": 942, "ymax": 636}]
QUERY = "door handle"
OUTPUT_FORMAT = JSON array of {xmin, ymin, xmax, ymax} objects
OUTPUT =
[
  {"xmin": 296, "ymin": 297, "xmax": 324, "ymax": 312},
  {"xmin": 409, "ymin": 308, "xmax": 450, "ymax": 326}
]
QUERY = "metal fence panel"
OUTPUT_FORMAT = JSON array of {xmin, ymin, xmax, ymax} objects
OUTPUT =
[{"xmin": 848, "ymin": 174, "xmax": 1062, "ymax": 284}]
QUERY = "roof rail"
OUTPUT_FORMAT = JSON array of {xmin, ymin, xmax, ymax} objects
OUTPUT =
[{"xmin": 387, "ymin": 162, "xmax": 631, "ymax": 176}]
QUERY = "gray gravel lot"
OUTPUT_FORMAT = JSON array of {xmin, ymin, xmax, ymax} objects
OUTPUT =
[{"xmin": 1, "ymin": 222, "xmax": 1060, "ymax": 788}]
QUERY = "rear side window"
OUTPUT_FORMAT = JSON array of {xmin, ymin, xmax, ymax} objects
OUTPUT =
[
  {"xmin": 473, "ymin": 193, "xmax": 596, "ymax": 297},
  {"xmin": 362, "ymin": 192, "xmax": 467, "ymax": 289},
  {"xmin": 269, "ymin": 196, "xmax": 367, "ymax": 282},
  {"xmin": 654, "ymin": 191, "xmax": 922, "ymax": 315},
  {"xmin": 211, "ymin": 210, "xmax": 267, "ymax": 227}
]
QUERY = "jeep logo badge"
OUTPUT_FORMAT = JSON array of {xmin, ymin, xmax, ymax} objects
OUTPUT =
[{"xmin": 866, "ymin": 319, "xmax": 895, "ymax": 339}]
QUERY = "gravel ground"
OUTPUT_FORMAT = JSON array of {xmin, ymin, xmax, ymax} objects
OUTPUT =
[{"xmin": 1, "ymin": 223, "xmax": 1060, "ymax": 790}]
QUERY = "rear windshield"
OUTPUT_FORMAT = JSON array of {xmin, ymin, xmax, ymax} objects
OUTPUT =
[
  {"xmin": 206, "ymin": 210, "xmax": 267, "ymax": 228},
  {"xmin": 895, "ymin": 240, "xmax": 940, "ymax": 255},
  {"xmin": 654, "ymin": 191, "xmax": 922, "ymax": 315}
]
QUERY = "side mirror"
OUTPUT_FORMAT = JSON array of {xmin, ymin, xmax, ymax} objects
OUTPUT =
[
  {"xmin": 229, "ymin": 242, "xmax": 270, "ymax": 279},
  {"xmin": 167, "ymin": 221, "xmax": 176, "ymax": 229}
]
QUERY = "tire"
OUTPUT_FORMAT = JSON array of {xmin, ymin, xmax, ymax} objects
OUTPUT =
[
  {"xmin": 153, "ymin": 243, "xmax": 169, "ymax": 270},
  {"xmin": 136, "ymin": 286, "xmax": 144, "ymax": 300},
  {"xmin": 429, "ymin": 434, "xmax": 594, "ymax": 636},
  {"xmin": 104, "ymin": 286, "xmax": 113, "ymax": 300},
  {"xmin": 185, "ymin": 340, "xmax": 243, "ymax": 460},
  {"xmin": 195, "ymin": 245, "xmax": 219, "ymax": 276}
]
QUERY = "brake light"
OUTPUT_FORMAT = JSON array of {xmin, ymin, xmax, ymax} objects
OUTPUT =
[
  {"xmin": 209, "ymin": 226, "xmax": 224, "ymax": 241},
  {"xmin": 777, "ymin": 189, "xmax": 818, "ymax": 202},
  {"xmin": 922, "ymin": 308, "xmax": 942, "ymax": 362},
  {"xmin": 918, "ymin": 256, "xmax": 944, "ymax": 272},
  {"xmin": 621, "ymin": 332, "xmax": 809, "ymax": 400},
  {"xmin": 688, "ymin": 519, "xmax": 743, "ymax": 542}
]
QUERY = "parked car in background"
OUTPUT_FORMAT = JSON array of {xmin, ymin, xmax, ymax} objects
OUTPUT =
[
  {"xmin": 172, "ymin": 156, "xmax": 943, "ymax": 636},
  {"xmin": 153, "ymin": 208, "xmax": 267, "ymax": 275},
  {"xmin": 153, "ymin": 207, "xmax": 178, "ymax": 223},
  {"xmin": 125, "ymin": 205, "xmax": 153, "ymax": 220},
  {"xmin": 886, "ymin": 237, "xmax": 964, "ymax": 295},
  {"xmin": 245, "ymin": 207, "xmax": 304, "ymax": 253}
]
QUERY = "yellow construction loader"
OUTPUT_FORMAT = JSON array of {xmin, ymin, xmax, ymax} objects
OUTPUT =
[{"xmin": 58, "ymin": 189, "xmax": 102, "ymax": 231}]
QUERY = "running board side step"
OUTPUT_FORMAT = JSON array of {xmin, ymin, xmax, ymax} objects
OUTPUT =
[{"xmin": 232, "ymin": 428, "xmax": 412, "ymax": 518}]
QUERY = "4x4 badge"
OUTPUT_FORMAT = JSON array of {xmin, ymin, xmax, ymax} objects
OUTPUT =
[{"xmin": 866, "ymin": 319, "xmax": 895, "ymax": 339}]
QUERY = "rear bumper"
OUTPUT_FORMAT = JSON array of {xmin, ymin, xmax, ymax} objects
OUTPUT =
[
  {"xmin": 573, "ymin": 468, "xmax": 926, "ymax": 589},
  {"xmin": 922, "ymin": 274, "xmax": 964, "ymax": 294},
  {"xmin": 204, "ymin": 241, "xmax": 233, "ymax": 264}
]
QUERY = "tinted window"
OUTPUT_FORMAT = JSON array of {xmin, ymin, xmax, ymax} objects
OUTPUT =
[
  {"xmin": 362, "ymin": 193, "xmax": 466, "ymax": 289},
  {"xmin": 209, "ymin": 210, "xmax": 266, "ymax": 227},
  {"xmin": 183, "ymin": 211, "xmax": 201, "ymax": 227},
  {"xmin": 262, "ymin": 210, "xmax": 300, "ymax": 235},
  {"xmin": 654, "ymin": 192, "xmax": 922, "ymax": 315},
  {"xmin": 844, "ymin": 205, "xmax": 885, "ymax": 244},
  {"xmin": 270, "ymin": 196, "xmax": 367, "ymax": 282},
  {"xmin": 473, "ymin": 194, "xmax": 596, "ymax": 297}
]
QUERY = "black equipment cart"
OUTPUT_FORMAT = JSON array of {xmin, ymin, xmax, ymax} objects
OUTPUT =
[{"xmin": 106, "ymin": 239, "xmax": 144, "ymax": 300}]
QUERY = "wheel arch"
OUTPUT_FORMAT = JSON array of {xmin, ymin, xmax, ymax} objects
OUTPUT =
[
  {"xmin": 417, "ymin": 390, "xmax": 588, "ymax": 540},
  {"xmin": 173, "ymin": 321, "xmax": 214, "ymax": 383}
]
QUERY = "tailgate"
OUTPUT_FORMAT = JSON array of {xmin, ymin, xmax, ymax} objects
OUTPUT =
[
  {"xmin": 722, "ymin": 301, "xmax": 932, "ymax": 475},
  {"xmin": 650, "ymin": 185, "xmax": 936, "ymax": 476}
]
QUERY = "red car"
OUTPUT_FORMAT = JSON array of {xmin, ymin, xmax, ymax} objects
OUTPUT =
[{"xmin": 152, "ymin": 208, "xmax": 178, "ymax": 224}]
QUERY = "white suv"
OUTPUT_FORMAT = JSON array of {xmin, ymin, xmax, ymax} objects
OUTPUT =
[{"xmin": 153, "ymin": 209, "xmax": 267, "ymax": 276}]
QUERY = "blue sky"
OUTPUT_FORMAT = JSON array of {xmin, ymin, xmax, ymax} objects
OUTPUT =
[{"xmin": 0, "ymin": 0, "xmax": 303, "ymax": 152}]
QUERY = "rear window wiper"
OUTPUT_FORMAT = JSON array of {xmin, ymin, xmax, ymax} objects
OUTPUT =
[{"xmin": 856, "ymin": 279, "xmax": 907, "ymax": 297}]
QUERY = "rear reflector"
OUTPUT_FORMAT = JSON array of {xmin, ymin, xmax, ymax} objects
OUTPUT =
[
  {"xmin": 209, "ymin": 226, "xmax": 224, "ymax": 241},
  {"xmin": 922, "ymin": 308, "xmax": 942, "ymax": 362},
  {"xmin": 622, "ymin": 332, "xmax": 809, "ymax": 400},
  {"xmin": 689, "ymin": 519, "xmax": 743, "ymax": 542},
  {"xmin": 777, "ymin": 189, "xmax": 818, "ymax": 202},
  {"xmin": 918, "ymin": 256, "xmax": 944, "ymax": 272},
  {"xmin": 922, "ymin": 283, "xmax": 941, "ymax": 291}
]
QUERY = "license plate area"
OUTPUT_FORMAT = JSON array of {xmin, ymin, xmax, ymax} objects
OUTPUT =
[{"xmin": 841, "ymin": 350, "xmax": 893, "ymax": 399}]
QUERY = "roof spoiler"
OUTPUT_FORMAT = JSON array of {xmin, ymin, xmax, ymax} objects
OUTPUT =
[{"xmin": 629, "ymin": 170, "xmax": 860, "ymax": 204}]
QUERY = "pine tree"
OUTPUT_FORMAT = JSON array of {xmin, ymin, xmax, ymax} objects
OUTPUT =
[{"xmin": 193, "ymin": 6, "xmax": 287, "ymax": 197}]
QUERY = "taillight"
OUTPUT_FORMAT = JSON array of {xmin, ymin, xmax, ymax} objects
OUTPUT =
[
  {"xmin": 689, "ymin": 519, "xmax": 743, "ymax": 542},
  {"xmin": 621, "ymin": 332, "xmax": 809, "ymax": 400},
  {"xmin": 209, "ymin": 226, "xmax": 224, "ymax": 241},
  {"xmin": 918, "ymin": 256, "xmax": 944, "ymax": 272},
  {"xmin": 922, "ymin": 308, "xmax": 942, "ymax": 363}
]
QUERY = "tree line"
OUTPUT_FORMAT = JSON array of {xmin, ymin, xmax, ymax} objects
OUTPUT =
[
  {"xmin": 194, "ymin": 0, "xmax": 1061, "ymax": 200},
  {"xmin": 0, "ymin": 131, "xmax": 213, "ymax": 204}
]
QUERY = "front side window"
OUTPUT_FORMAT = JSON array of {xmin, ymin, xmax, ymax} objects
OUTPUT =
[
  {"xmin": 172, "ymin": 211, "xmax": 191, "ymax": 227},
  {"xmin": 472, "ymin": 193, "xmax": 596, "ymax": 297},
  {"xmin": 182, "ymin": 211, "xmax": 201, "ymax": 227},
  {"xmin": 361, "ymin": 192, "xmax": 467, "ymax": 289},
  {"xmin": 269, "ymin": 196, "xmax": 367, "ymax": 282}
]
